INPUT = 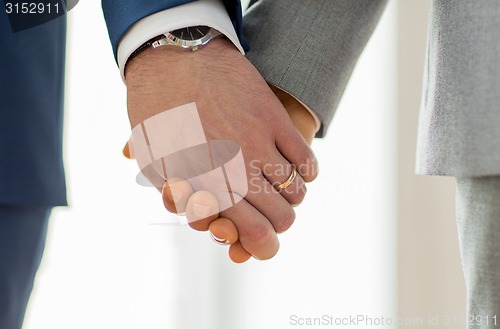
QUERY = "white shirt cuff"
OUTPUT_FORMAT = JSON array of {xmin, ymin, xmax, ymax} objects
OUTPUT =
[{"xmin": 117, "ymin": 0, "xmax": 244, "ymax": 82}]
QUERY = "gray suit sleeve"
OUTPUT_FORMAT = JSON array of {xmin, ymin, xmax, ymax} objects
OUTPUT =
[{"xmin": 243, "ymin": 0, "xmax": 387, "ymax": 137}]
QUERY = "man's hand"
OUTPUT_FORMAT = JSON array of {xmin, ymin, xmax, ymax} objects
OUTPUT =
[
  {"xmin": 124, "ymin": 80, "xmax": 318, "ymax": 263},
  {"xmin": 161, "ymin": 88, "xmax": 317, "ymax": 263},
  {"xmin": 125, "ymin": 38, "xmax": 318, "ymax": 261}
]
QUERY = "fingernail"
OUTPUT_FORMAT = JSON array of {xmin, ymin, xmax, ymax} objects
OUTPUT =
[{"xmin": 192, "ymin": 203, "xmax": 213, "ymax": 218}]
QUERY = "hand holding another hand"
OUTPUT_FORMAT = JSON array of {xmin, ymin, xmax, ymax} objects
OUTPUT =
[{"xmin": 125, "ymin": 38, "xmax": 318, "ymax": 262}]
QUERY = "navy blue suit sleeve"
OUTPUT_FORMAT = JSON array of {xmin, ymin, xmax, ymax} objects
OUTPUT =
[{"xmin": 102, "ymin": 0, "xmax": 245, "ymax": 60}]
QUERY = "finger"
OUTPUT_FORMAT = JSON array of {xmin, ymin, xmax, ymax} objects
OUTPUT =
[
  {"xmin": 229, "ymin": 241, "xmax": 252, "ymax": 263},
  {"xmin": 221, "ymin": 199, "xmax": 279, "ymax": 260},
  {"xmin": 186, "ymin": 190, "xmax": 220, "ymax": 231},
  {"xmin": 161, "ymin": 177, "xmax": 194, "ymax": 214},
  {"xmin": 209, "ymin": 217, "xmax": 239, "ymax": 245},
  {"xmin": 285, "ymin": 103, "xmax": 316, "ymax": 145},
  {"xmin": 269, "ymin": 84, "xmax": 317, "ymax": 145},
  {"xmin": 274, "ymin": 121, "xmax": 319, "ymax": 183},
  {"xmin": 244, "ymin": 172, "xmax": 296, "ymax": 233},
  {"xmin": 260, "ymin": 153, "xmax": 307, "ymax": 206}
]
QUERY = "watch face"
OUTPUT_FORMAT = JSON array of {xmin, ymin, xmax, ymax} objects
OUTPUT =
[{"xmin": 171, "ymin": 26, "xmax": 211, "ymax": 41}]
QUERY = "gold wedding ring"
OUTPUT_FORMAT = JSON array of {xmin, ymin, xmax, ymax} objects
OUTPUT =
[{"xmin": 275, "ymin": 167, "xmax": 297, "ymax": 192}]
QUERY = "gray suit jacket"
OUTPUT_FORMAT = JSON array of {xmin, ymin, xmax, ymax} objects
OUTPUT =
[{"xmin": 243, "ymin": 0, "xmax": 500, "ymax": 177}]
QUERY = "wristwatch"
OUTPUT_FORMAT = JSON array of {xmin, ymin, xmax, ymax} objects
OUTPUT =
[{"xmin": 129, "ymin": 25, "xmax": 223, "ymax": 61}]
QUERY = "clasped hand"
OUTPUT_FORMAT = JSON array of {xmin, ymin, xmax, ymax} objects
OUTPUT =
[{"xmin": 125, "ymin": 38, "xmax": 318, "ymax": 263}]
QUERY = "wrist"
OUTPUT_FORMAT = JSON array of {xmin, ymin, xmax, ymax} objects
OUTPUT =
[{"xmin": 125, "ymin": 37, "xmax": 239, "ymax": 82}]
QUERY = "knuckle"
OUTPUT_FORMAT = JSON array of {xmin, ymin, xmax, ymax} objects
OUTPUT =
[
  {"xmin": 287, "ymin": 184, "xmax": 306, "ymax": 206},
  {"xmin": 244, "ymin": 224, "xmax": 275, "ymax": 248},
  {"xmin": 274, "ymin": 208, "xmax": 296, "ymax": 233}
]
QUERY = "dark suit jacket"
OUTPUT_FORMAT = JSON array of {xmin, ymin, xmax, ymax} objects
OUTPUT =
[
  {"xmin": 0, "ymin": 0, "xmax": 243, "ymax": 207},
  {"xmin": 0, "ymin": 13, "xmax": 66, "ymax": 206}
]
